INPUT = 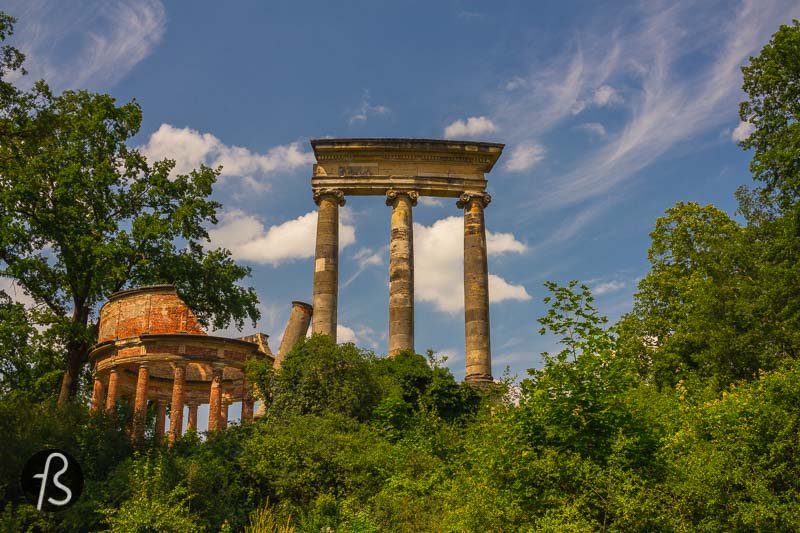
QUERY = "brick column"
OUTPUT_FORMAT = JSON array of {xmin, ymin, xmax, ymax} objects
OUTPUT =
[
  {"xmin": 457, "ymin": 192, "xmax": 493, "ymax": 384},
  {"xmin": 275, "ymin": 301, "xmax": 313, "ymax": 367},
  {"xmin": 169, "ymin": 363, "xmax": 186, "ymax": 444},
  {"xmin": 105, "ymin": 367, "xmax": 119, "ymax": 413},
  {"xmin": 312, "ymin": 189, "xmax": 345, "ymax": 340},
  {"xmin": 241, "ymin": 376, "xmax": 254, "ymax": 423},
  {"xmin": 132, "ymin": 364, "xmax": 150, "ymax": 440},
  {"xmin": 154, "ymin": 399, "xmax": 167, "ymax": 442},
  {"xmin": 386, "ymin": 189, "xmax": 417, "ymax": 356},
  {"xmin": 90, "ymin": 373, "xmax": 106, "ymax": 414},
  {"xmin": 220, "ymin": 400, "xmax": 229, "ymax": 429},
  {"xmin": 187, "ymin": 402, "xmax": 199, "ymax": 431},
  {"xmin": 207, "ymin": 365, "xmax": 224, "ymax": 432}
]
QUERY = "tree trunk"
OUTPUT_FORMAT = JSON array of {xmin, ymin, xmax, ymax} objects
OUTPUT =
[
  {"xmin": 57, "ymin": 341, "xmax": 88, "ymax": 406},
  {"xmin": 56, "ymin": 303, "xmax": 91, "ymax": 406}
]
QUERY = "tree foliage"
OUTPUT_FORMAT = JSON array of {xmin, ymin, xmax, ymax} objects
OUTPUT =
[{"xmin": 0, "ymin": 14, "xmax": 260, "ymax": 404}]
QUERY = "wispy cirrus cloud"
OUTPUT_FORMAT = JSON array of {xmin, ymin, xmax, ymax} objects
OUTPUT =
[
  {"xmin": 348, "ymin": 90, "xmax": 390, "ymax": 125},
  {"xmin": 5, "ymin": 0, "xmax": 166, "ymax": 91},
  {"xmin": 487, "ymin": 0, "xmax": 799, "ymax": 240}
]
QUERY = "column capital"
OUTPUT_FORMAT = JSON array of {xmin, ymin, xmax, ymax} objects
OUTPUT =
[
  {"xmin": 313, "ymin": 188, "xmax": 346, "ymax": 206},
  {"xmin": 385, "ymin": 189, "xmax": 419, "ymax": 207},
  {"xmin": 456, "ymin": 191, "xmax": 492, "ymax": 209}
]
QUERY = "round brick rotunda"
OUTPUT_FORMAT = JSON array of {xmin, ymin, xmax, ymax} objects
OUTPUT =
[{"xmin": 88, "ymin": 285, "xmax": 273, "ymax": 442}]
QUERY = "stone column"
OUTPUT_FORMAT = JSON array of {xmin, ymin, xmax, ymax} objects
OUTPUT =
[
  {"xmin": 187, "ymin": 402, "xmax": 199, "ymax": 431},
  {"xmin": 105, "ymin": 367, "xmax": 119, "ymax": 413},
  {"xmin": 132, "ymin": 364, "xmax": 150, "ymax": 440},
  {"xmin": 90, "ymin": 373, "xmax": 106, "ymax": 414},
  {"xmin": 169, "ymin": 363, "xmax": 186, "ymax": 444},
  {"xmin": 457, "ymin": 192, "xmax": 493, "ymax": 383},
  {"xmin": 386, "ymin": 190, "xmax": 417, "ymax": 356},
  {"xmin": 312, "ymin": 189, "xmax": 345, "ymax": 340},
  {"xmin": 254, "ymin": 389, "xmax": 266, "ymax": 418},
  {"xmin": 275, "ymin": 301, "xmax": 313, "ymax": 367},
  {"xmin": 207, "ymin": 365, "xmax": 224, "ymax": 432},
  {"xmin": 155, "ymin": 399, "xmax": 167, "ymax": 442},
  {"xmin": 241, "ymin": 376, "xmax": 254, "ymax": 423},
  {"xmin": 220, "ymin": 400, "xmax": 229, "ymax": 429}
]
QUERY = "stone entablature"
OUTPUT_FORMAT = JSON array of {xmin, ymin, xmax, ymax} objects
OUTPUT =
[{"xmin": 311, "ymin": 138, "xmax": 503, "ymax": 198}]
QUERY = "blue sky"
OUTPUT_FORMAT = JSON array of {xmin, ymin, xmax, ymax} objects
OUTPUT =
[{"xmin": 3, "ymin": 0, "xmax": 800, "ymax": 423}]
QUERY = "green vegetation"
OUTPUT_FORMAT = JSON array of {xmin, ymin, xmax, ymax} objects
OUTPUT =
[{"xmin": 2, "ymin": 12, "xmax": 800, "ymax": 533}]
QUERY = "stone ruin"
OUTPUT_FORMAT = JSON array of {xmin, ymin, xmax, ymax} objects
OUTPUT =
[{"xmin": 89, "ymin": 138, "xmax": 504, "ymax": 440}]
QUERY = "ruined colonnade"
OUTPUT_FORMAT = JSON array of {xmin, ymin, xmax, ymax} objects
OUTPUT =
[{"xmin": 309, "ymin": 139, "xmax": 503, "ymax": 383}]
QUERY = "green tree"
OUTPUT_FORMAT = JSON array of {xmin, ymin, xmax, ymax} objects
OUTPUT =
[
  {"xmin": 739, "ymin": 19, "xmax": 800, "ymax": 213},
  {"xmin": 616, "ymin": 202, "xmax": 770, "ymax": 389},
  {"xmin": 0, "ymin": 16, "xmax": 260, "ymax": 404}
]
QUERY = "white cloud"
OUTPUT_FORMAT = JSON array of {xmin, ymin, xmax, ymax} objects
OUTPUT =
[
  {"xmin": 337, "ymin": 324, "xmax": 357, "ymax": 344},
  {"xmin": 139, "ymin": 124, "xmax": 314, "ymax": 190},
  {"xmin": 349, "ymin": 91, "xmax": 391, "ymax": 124},
  {"xmin": 504, "ymin": 142, "xmax": 546, "ymax": 172},
  {"xmin": 419, "ymin": 197, "xmax": 444, "ymax": 207},
  {"xmin": 578, "ymin": 122, "xmax": 608, "ymax": 138},
  {"xmin": 444, "ymin": 116, "xmax": 498, "ymax": 139},
  {"xmin": 592, "ymin": 280, "xmax": 626, "ymax": 295},
  {"xmin": 414, "ymin": 216, "xmax": 530, "ymax": 313},
  {"xmin": 731, "ymin": 120, "xmax": 755, "ymax": 142},
  {"xmin": 208, "ymin": 210, "xmax": 356, "ymax": 266},
  {"xmin": 592, "ymin": 84, "xmax": 622, "ymax": 106},
  {"xmin": 6, "ymin": 0, "xmax": 166, "ymax": 91}
]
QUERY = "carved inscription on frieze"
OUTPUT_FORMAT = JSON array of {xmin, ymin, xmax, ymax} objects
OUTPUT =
[{"xmin": 338, "ymin": 166, "xmax": 373, "ymax": 177}]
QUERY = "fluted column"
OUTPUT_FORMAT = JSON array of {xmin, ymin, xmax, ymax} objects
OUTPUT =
[
  {"xmin": 386, "ymin": 189, "xmax": 417, "ymax": 356},
  {"xmin": 275, "ymin": 301, "xmax": 313, "ymax": 367},
  {"xmin": 169, "ymin": 363, "xmax": 186, "ymax": 444},
  {"xmin": 207, "ymin": 364, "xmax": 224, "ymax": 432},
  {"xmin": 132, "ymin": 364, "xmax": 150, "ymax": 440},
  {"xmin": 312, "ymin": 189, "xmax": 345, "ymax": 340},
  {"xmin": 187, "ymin": 402, "xmax": 199, "ymax": 431},
  {"xmin": 457, "ymin": 192, "xmax": 493, "ymax": 383},
  {"xmin": 155, "ymin": 400, "xmax": 167, "ymax": 442},
  {"xmin": 241, "ymin": 375, "xmax": 254, "ymax": 423},
  {"xmin": 105, "ymin": 367, "xmax": 119, "ymax": 413},
  {"xmin": 90, "ymin": 373, "xmax": 106, "ymax": 414}
]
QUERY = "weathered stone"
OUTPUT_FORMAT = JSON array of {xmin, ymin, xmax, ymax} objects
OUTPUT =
[
  {"xmin": 105, "ymin": 367, "xmax": 119, "ymax": 413},
  {"xmin": 220, "ymin": 400, "xmax": 229, "ymax": 429},
  {"xmin": 168, "ymin": 363, "xmax": 186, "ymax": 444},
  {"xmin": 312, "ymin": 190, "xmax": 345, "ymax": 340},
  {"xmin": 387, "ymin": 190, "xmax": 417, "ymax": 356},
  {"xmin": 275, "ymin": 301, "xmax": 313, "ymax": 367},
  {"xmin": 458, "ymin": 192, "xmax": 493, "ymax": 383},
  {"xmin": 241, "ymin": 375, "xmax": 254, "ymax": 423},
  {"xmin": 207, "ymin": 365, "xmax": 224, "ymax": 432},
  {"xmin": 133, "ymin": 364, "xmax": 150, "ymax": 441},
  {"xmin": 90, "ymin": 374, "xmax": 105, "ymax": 414},
  {"xmin": 187, "ymin": 402, "xmax": 199, "ymax": 431},
  {"xmin": 309, "ymin": 139, "xmax": 504, "ymax": 377}
]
